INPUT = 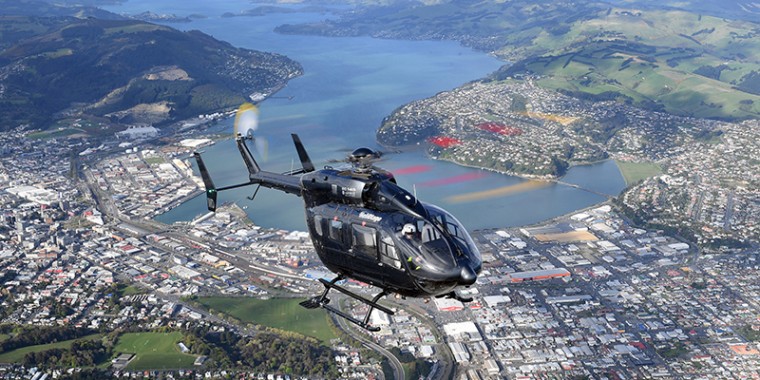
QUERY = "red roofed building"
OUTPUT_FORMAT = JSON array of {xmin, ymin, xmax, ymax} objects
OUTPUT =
[{"xmin": 428, "ymin": 136, "xmax": 461, "ymax": 148}]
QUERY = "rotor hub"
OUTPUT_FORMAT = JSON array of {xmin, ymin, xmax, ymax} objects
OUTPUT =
[{"xmin": 350, "ymin": 147, "xmax": 376, "ymax": 161}]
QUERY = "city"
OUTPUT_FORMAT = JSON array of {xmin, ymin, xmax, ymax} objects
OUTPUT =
[
  {"xmin": 1, "ymin": 1, "xmax": 759, "ymax": 378},
  {"xmin": 378, "ymin": 77, "xmax": 760, "ymax": 252},
  {"xmin": 1, "ymin": 113, "xmax": 758, "ymax": 379}
]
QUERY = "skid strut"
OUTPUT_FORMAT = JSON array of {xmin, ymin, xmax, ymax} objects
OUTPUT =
[{"xmin": 299, "ymin": 275, "xmax": 394, "ymax": 332}]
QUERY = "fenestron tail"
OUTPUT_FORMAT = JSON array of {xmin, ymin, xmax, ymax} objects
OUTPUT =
[{"xmin": 193, "ymin": 152, "xmax": 218, "ymax": 211}]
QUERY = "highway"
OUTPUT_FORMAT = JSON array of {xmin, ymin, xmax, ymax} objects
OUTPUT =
[{"xmin": 333, "ymin": 303, "xmax": 405, "ymax": 380}]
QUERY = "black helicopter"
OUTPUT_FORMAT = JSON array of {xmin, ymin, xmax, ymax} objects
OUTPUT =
[{"xmin": 194, "ymin": 104, "xmax": 481, "ymax": 331}]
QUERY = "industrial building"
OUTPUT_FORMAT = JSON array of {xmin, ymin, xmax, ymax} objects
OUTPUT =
[{"xmin": 507, "ymin": 268, "xmax": 571, "ymax": 283}]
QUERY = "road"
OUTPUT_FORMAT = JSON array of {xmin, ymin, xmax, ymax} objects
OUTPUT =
[{"xmin": 333, "ymin": 301, "xmax": 405, "ymax": 380}]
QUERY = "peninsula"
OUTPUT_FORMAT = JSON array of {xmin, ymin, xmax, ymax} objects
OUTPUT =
[{"xmin": 0, "ymin": 14, "xmax": 303, "ymax": 131}]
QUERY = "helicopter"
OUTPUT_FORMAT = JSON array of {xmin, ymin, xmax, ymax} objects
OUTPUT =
[{"xmin": 193, "ymin": 103, "xmax": 482, "ymax": 331}]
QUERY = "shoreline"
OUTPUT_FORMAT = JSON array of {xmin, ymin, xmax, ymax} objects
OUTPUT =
[{"xmin": 378, "ymin": 140, "xmax": 619, "ymax": 182}]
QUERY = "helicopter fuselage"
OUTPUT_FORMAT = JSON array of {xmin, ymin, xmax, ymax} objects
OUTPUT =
[{"xmin": 296, "ymin": 167, "xmax": 482, "ymax": 298}]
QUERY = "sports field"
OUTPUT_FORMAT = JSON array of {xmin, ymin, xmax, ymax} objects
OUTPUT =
[
  {"xmin": 615, "ymin": 160, "xmax": 663, "ymax": 186},
  {"xmin": 197, "ymin": 297, "xmax": 337, "ymax": 343},
  {"xmin": 114, "ymin": 332, "xmax": 196, "ymax": 370}
]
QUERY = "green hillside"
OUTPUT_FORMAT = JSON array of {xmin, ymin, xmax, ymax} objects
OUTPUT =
[
  {"xmin": 494, "ymin": 8, "xmax": 760, "ymax": 119},
  {"xmin": 0, "ymin": 15, "xmax": 302, "ymax": 130},
  {"xmin": 278, "ymin": 0, "xmax": 760, "ymax": 121}
]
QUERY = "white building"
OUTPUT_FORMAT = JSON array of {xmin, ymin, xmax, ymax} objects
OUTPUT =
[{"xmin": 116, "ymin": 125, "xmax": 158, "ymax": 140}]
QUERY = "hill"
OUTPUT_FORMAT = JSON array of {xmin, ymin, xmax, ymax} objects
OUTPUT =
[
  {"xmin": 0, "ymin": 0, "xmax": 123, "ymax": 20},
  {"xmin": 0, "ymin": 15, "xmax": 302, "ymax": 130},
  {"xmin": 276, "ymin": 0, "xmax": 760, "ymax": 121}
]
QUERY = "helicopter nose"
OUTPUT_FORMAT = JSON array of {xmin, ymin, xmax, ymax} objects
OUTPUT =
[{"xmin": 459, "ymin": 265, "xmax": 477, "ymax": 286}]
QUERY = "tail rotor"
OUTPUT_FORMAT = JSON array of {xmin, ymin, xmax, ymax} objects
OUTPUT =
[{"xmin": 234, "ymin": 103, "xmax": 268, "ymax": 161}]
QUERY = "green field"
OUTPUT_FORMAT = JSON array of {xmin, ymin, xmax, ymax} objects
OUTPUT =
[
  {"xmin": 0, "ymin": 334, "xmax": 102, "ymax": 363},
  {"xmin": 26, "ymin": 128, "xmax": 83, "ymax": 140},
  {"xmin": 616, "ymin": 160, "xmax": 663, "ymax": 186},
  {"xmin": 197, "ymin": 297, "xmax": 338, "ymax": 343},
  {"xmin": 114, "ymin": 332, "xmax": 196, "ymax": 370},
  {"xmin": 104, "ymin": 23, "xmax": 169, "ymax": 35}
]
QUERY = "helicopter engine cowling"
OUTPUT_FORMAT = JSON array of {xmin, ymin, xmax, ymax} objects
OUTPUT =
[
  {"xmin": 330, "ymin": 179, "xmax": 366, "ymax": 203},
  {"xmin": 302, "ymin": 171, "xmax": 368, "ymax": 205}
]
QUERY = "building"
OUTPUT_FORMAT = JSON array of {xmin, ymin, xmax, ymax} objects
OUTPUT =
[
  {"xmin": 448, "ymin": 342, "xmax": 470, "ymax": 363},
  {"xmin": 434, "ymin": 297, "xmax": 464, "ymax": 311},
  {"xmin": 443, "ymin": 322, "xmax": 482, "ymax": 342},
  {"xmin": 507, "ymin": 268, "xmax": 571, "ymax": 283},
  {"xmin": 116, "ymin": 125, "xmax": 158, "ymax": 140}
]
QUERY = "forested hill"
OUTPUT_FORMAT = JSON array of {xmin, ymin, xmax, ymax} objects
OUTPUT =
[{"xmin": 0, "ymin": 15, "xmax": 303, "ymax": 131}]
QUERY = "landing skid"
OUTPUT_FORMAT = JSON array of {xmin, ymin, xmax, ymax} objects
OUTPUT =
[{"xmin": 299, "ymin": 276, "xmax": 395, "ymax": 332}]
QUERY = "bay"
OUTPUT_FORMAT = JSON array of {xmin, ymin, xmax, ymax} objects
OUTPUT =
[{"xmin": 105, "ymin": 1, "xmax": 626, "ymax": 231}]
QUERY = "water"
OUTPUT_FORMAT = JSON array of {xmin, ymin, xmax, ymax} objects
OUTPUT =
[{"xmin": 106, "ymin": 1, "xmax": 626, "ymax": 231}]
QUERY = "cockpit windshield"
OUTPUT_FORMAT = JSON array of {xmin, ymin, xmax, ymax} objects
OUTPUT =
[
  {"xmin": 425, "ymin": 204, "xmax": 481, "ymax": 262},
  {"xmin": 391, "ymin": 203, "xmax": 482, "ymax": 277}
]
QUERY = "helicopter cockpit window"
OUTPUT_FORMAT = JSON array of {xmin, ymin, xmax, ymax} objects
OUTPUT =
[
  {"xmin": 425, "ymin": 203, "xmax": 481, "ymax": 266},
  {"xmin": 420, "ymin": 222, "xmax": 441, "ymax": 243}
]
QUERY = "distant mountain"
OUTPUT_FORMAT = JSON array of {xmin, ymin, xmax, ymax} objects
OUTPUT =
[
  {"xmin": 275, "ymin": 0, "xmax": 760, "ymax": 121},
  {"xmin": 606, "ymin": 0, "xmax": 760, "ymax": 22},
  {"xmin": 0, "ymin": 0, "xmax": 124, "ymax": 20},
  {"xmin": 0, "ymin": 14, "xmax": 302, "ymax": 130}
]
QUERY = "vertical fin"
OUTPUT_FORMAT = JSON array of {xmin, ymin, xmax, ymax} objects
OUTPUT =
[
  {"xmin": 193, "ymin": 152, "xmax": 218, "ymax": 212},
  {"xmin": 291, "ymin": 134, "xmax": 315, "ymax": 173},
  {"xmin": 236, "ymin": 138, "xmax": 261, "ymax": 175}
]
